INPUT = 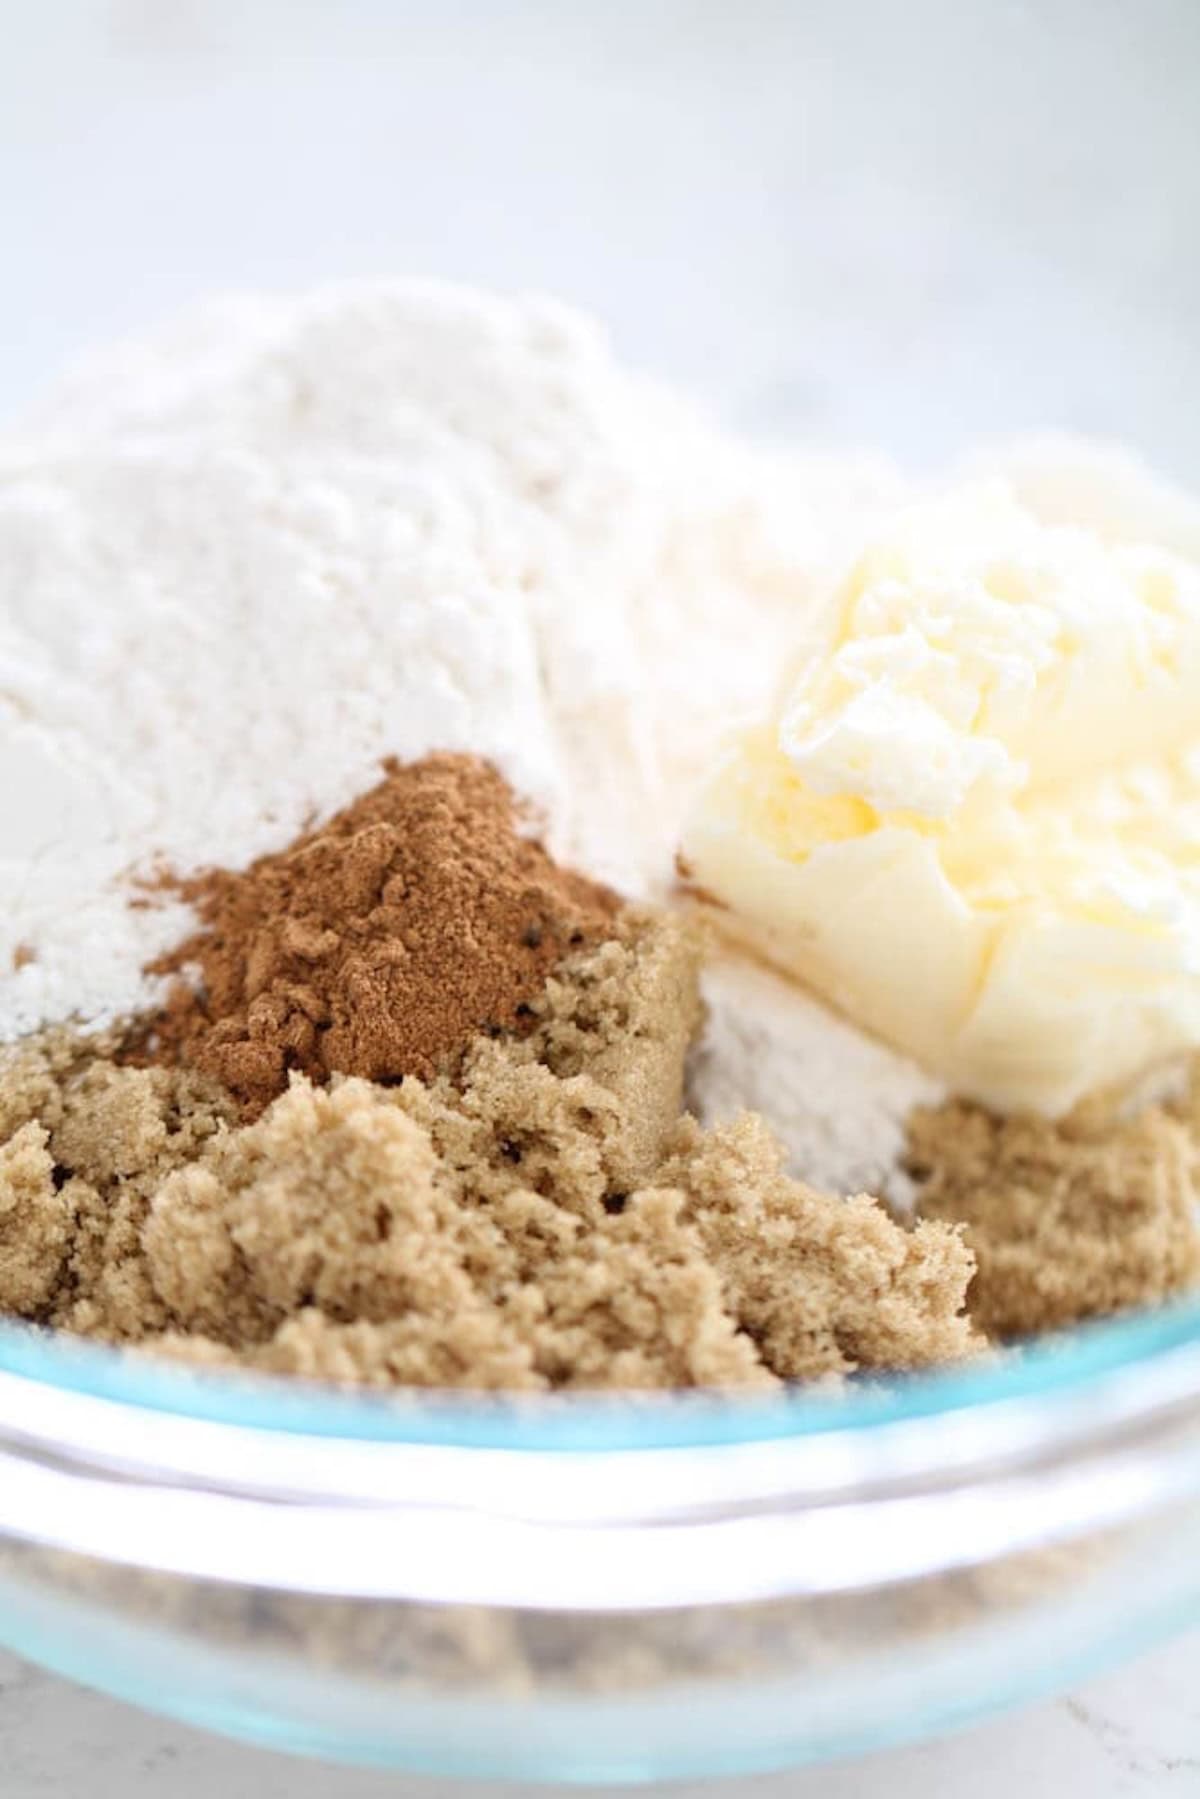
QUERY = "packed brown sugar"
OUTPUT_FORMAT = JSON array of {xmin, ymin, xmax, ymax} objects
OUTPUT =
[
  {"xmin": 1, "ymin": 748, "xmax": 1195, "ymax": 1388},
  {"xmin": 0, "ymin": 761, "xmax": 978, "ymax": 1387},
  {"xmin": 0, "ymin": 750, "xmax": 978, "ymax": 1387}
]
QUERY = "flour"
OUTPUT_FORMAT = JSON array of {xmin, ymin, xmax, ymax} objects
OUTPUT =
[
  {"xmin": 0, "ymin": 280, "xmax": 901, "ymax": 1044},
  {"xmin": 689, "ymin": 956, "xmax": 944, "ymax": 1203}
]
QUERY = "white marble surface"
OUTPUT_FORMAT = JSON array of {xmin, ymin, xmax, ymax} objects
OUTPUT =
[
  {"xmin": 1, "ymin": 0, "xmax": 1198, "ymax": 1789},
  {"xmin": 1, "ymin": 1634, "xmax": 1198, "ymax": 1796}
]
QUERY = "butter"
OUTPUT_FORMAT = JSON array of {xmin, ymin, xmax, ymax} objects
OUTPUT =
[{"xmin": 683, "ymin": 483, "xmax": 1200, "ymax": 1115}]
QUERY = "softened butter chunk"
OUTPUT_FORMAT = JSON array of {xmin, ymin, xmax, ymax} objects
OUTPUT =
[{"xmin": 683, "ymin": 482, "xmax": 1200, "ymax": 1115}]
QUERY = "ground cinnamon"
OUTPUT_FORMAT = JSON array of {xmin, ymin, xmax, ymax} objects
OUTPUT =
[{"xmin": 136, "ymin": 755, "xmax": 619, "ymax": 1113}]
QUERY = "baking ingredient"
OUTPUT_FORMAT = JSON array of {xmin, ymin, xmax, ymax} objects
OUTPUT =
[
  {"xmin": 910, "ymin": 1083, "xmax": 1200, "ymax": 1337},
  {"xmin": 683, "ymin": 481, "xmax": 1200, "ymax": 1115},
  {"xmin": 6, "ymin": 280, "xmax": 1198, "ymax": 1388},
  {"xmin": 0, "ymin": 917, "xmax": 978, "ymax": 1387},
  {"xmin": 0, "ymin": 276, "xmax": 945, "ymax": 1210},
  {"xmin": 973, "ymin": 433, "xmax": 1200, "ymax": 559},
  {"xmin": 687, "ymin": 953, "xmax": 942, "ymax": 1202},
  {"xmin": 136, "ymin": 754, "xmax": 617, "ymax": 1113},
  {"xmin": 0, "ymin": 280, "xmax": 899, "ymax": 1044}
]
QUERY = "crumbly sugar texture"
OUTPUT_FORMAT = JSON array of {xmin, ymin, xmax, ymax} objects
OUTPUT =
[
  {"xmin": 0, "ymin": 281, "xmax": 903, "ymax": 1044},
  {"xmin": 909, "ymin": 1080, "xmax": 1200, "ymax": 1337},
  {"xmin": 0, "ymin": 913, "xmax": 981, "ymax": 1389}
]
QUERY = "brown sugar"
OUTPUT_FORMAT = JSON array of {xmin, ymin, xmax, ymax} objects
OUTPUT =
[
  {"xmin": 660, "ymin": 1114, "xmax": 979, "ymax": 1375},
  {"xmin": 909, "ymin": 1084, "xmax": 1200, "ymax": 1337},
  {"xmin": 133, "ymin": 754, "xmax": 619, "ymax": 1113},
  {"xmin": 0, "ymin": 1030, "xmax": 237, "ymax": 1341},
  {"xmin": 0, "ymin": 751, "xmax": 982, "ymax": 1390},
  {"xmin": 0, "ymin": 915, "xmax": 979, "ymax": 1389}
]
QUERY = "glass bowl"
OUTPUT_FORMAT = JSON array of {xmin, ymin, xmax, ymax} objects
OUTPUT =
[{"xmin": 0, "ymin": 1301, "xmax": 1198, "ymax": 1782}]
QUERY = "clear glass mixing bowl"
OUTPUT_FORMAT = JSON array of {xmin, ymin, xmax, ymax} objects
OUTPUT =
[{"xmin": 0, "ymin": 1300, "xmax": 1198, "ymax": 1781}]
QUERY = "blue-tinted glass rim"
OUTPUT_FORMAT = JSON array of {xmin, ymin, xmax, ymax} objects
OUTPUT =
[{"xmin": 0, "ymin": 1296, "xmax": 1197, "ymax": 1451}]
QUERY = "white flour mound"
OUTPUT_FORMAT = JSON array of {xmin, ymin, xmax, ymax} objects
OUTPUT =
[
  {"xmin": 690, "ymin": 956, "xmax": 945, "ymax": 1203},
  {"xmin": 0, "ymin": 280, "xmax": 901, "ymax": 1042}
]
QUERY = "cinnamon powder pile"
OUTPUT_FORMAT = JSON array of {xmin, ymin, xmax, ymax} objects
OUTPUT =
[{"xmin": 137, "ymin": 755, "xmax": 618, "ymax": 1113}]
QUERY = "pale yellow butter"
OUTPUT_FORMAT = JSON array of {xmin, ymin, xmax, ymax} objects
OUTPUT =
[{"xmin": 683, "ymin": 483, "xmax": 1200, "ymax": 1115}]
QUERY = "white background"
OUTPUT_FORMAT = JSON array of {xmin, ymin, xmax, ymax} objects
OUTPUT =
[
  {"xmin": 3, "ymin": 0, "xmax": 1200, "ymax": 475},
  {"xmin": 2, "ymin": 2, "xmax": 1199, "ymax": 1790}
]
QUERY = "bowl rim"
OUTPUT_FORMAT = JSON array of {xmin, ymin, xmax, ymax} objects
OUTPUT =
[
  {"xmin": 0, "ymin": 1293, "xmax": 1198, "ymax": 1452},
  {"xmin": 1, "ymin": 1306, "xmax": 1199, "ymax": 1605}
]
